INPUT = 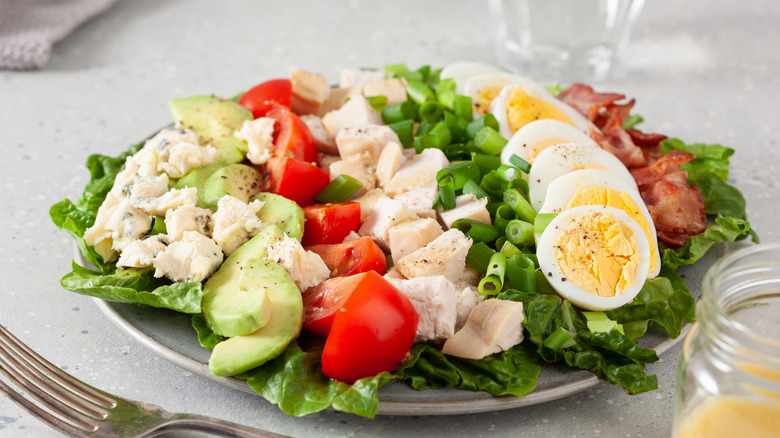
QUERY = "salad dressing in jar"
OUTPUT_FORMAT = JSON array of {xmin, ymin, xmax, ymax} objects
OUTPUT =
[{"xmin": 673, "ymin": 243, "xmax": 780, "ymax": 438}]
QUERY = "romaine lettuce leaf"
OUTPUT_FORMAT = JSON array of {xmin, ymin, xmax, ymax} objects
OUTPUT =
[
  {"xmin": 660, "ymin": 138, "xmax": 734, "ymax": 182},
  {"xmin": 661, "ymin": 216, "xmax": 753, "ymax": 272},
  {"xmin": 61, "ymin": 262, "xmax": 202, "ymax": 314}
]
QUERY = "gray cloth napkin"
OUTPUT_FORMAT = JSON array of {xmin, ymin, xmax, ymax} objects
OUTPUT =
[{"xmin": 0, "ymin": 0, "xmax": 117, "ymax": 69}]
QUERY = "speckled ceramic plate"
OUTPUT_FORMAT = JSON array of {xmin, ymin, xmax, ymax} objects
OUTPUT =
[{"xmin": 76, "ymin": 243, "xmax": 724, "ymax": 415}]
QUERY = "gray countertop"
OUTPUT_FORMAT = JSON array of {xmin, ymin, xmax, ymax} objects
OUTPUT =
[{"xmin": 1, "ymin": 0, "xmax": 778, "ymax": 436}]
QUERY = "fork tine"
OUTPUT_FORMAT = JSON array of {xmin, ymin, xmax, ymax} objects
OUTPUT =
[
  {"xmin": 0, "ymin": 377, "xmax": 94, "ymax": 438},
  {"xmin": 0, "ymin": 324, "xmax": 114, "ymax": 409}
]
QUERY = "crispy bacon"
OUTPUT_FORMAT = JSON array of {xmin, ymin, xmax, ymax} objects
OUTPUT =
[
  {"xmin": 557, "ymin": 83, "xmax": 625, "ymax": 122},
  {"xmin": 630, "ymin": 151, "xmax": 707, "ymax": 245},
  {"xmin": 590, "ymin": 106, "xmax": 646, "ymax": 168}
]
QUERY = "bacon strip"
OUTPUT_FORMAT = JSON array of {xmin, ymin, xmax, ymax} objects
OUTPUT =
[
  {"xmin": 590, "ymin": 106, "xmax": 646, "ymax": 168},
  {"xmin": 557, "ymin": 83, "xmax": 625, "ymax": 122}
]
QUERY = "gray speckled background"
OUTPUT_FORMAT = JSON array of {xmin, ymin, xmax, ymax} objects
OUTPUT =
[{"xmin": 0, "ymin": 0, "xmax": 778, "ymax": 436}]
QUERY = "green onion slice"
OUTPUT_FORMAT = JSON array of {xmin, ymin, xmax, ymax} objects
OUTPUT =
[
  {"xmin": 508, "ymin": 154, "xmax": 532, "ymax": 174},
  {"xmin": 466, "ymin": 242, "xmax": 495, "ymax": 273},
  {"xmin": 534, "ymin": 212, "xmax": 559, "ymax": 236},
  {"xmin": 473, "ymin": 127, "xmax": 508, "ymax": 155},
  {"xmin": 503, "ymin": 188, "xmax": 536, "ymax": 223},
  {"xmin": 387, "ymin": 119, "xmax": 414, "ymax": 147},
  {"xmin": 314, "ymin": 174, "xmax": 362, "ymax": 203},
  {"xmin": 452, "ymin": 218, "xmax": 499, "ymax": 243}
]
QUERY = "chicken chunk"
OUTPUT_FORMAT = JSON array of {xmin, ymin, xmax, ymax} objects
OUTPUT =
[
  {"xmin": 339, "ymin": 68, "xmax": 385, "ymax": 88},
  {"xmin": 441, "ymin": 299, "xmax": 525, "ymax": 360},
  {"xmin": 317, "ymin": 153, "xmax": 341, "ymax": 173},
  {"xmin": 388, "ymin": 217, "xmax": 443, "ymax": 264},
  {"xmin": 438, "ymin": 194, "xmax": 491, "ymax": 229},
  {"xmin": 392, "ymin": 187, "xmax": 438, "ymax": 219},
  {"xmin": 301, "ymin": 114, "xmax": 338, "ymax": 155},
  {"xmin": 335, "ymin": 124, "xmax": 400, "ymax": 165},
  {"xmin": 376, "ymin": 141, "xmax": 406, "ymax": 188},
  {"xmin": 328, "ymin": 158, "xmax": 376, "ymax": 194},
  {"xmin": 384, "ymin": 148, "xmax": 449, "ymax": 197},
  {"xmin": 353, "ymin": 188, "xmax": 385, "ymax": 222},
  {"xmin": 290, "ymin": 69, "xmax": 331, "ymax": 115},
  {"xmin": 395, "ymin": 228, "xmax": 472, "ymax": 284},
  {"xmin": 321, "ymin": 95, "xmax": 381, "ymax": 137},
  {"xmin": 362, "ymin": 78, "xmax": 408, "ymax": 106},
  {"xmin": 387, "ymin": 276, "xmax": 458, "ymax": 344},
  {"xmin": 318, "ymin": 86, "xmax": 361, "ymax": 116},
  {"xmin": 358, "ymin": 195, "xmax": 418, "ymax": 252}
]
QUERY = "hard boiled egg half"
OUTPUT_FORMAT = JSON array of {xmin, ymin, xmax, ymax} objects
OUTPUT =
[
  {"xmin": 536, "ymin": 205, "xmax": 651, "ymax": 311},
  {"xmin": 500, "ymin": 119, "xmax": 600, "ymax": 168},
  {"xmin": 539, "ymin": 169, "xmax": 660, "ymax": 278},
  {"xmin": 528, "ymin": 143, "xmax": 637, "ymax": 212}
]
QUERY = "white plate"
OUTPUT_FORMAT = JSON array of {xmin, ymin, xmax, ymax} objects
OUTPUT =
[{"xmin": 76, "ymin": 243, "xmax": 724, "ymax": 415}]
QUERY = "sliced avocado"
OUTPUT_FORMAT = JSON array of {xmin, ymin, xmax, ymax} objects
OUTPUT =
[
  {"xmin": 169, "ymin": 95, "xmax": 252, "ymax": 156},
  {"xmin": 251, "ymin": 192, "xmax": 305, "ymax": 241},
  {"xmin": 199, "ymin": 164, "xmax": 263, "ymax": 211},
  {"xmin": 201, "ymin": 227, "xmax": 285, "ymax": 338},
  {"xmin": 208, "ymin": 228, "xmax": 302, "ymax": 376}
]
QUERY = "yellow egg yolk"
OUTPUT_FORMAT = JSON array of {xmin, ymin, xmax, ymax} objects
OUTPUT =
[
  {"xmin": 528, "ymin": 137, "xmax": 568, "ymax": 163},
  {"xmin": 474, "ymin": 86, "xmax": 503, "ymax": 115},
  {"xmin": 565, "ymin": 187, "xmax": 658, "ymax": 276},
  {"xmin": 554, "ymin": 210, "xmax": 639, "ymax": 297},
  {"xmin": 506, "ymin": 86, "xmax": 574, "ymax": 133}
]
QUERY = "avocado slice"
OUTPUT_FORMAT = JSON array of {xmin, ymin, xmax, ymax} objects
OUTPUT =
[
  {"xmin": 201, "ymin": 226, "xmax": 285, "ymax": 338},
  {"xmin": 251, "ymin": 192, "xmax": 305, "ymax": 241},
  {"xmin": 198, "ymin": 164, "xmax": 262, "ymax": 211},
  {"xmin": 208, "ymin": 228, "xmax": 303, "ymax": 376}
]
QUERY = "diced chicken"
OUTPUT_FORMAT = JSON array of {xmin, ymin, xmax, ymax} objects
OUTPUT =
[
  {"xmin": 153, "ymin": 231, "xmax": 223, "ymax": 283},
  {"xmin": 384, "ymin": 148, "xmax": 449, "ymax": 196},
  {"xmin": 438, "ymin": 194, "xmax": 491, "ymax": 229},
  {"xmin": 334, "ymin": 124, "xmax": 400, "ymax": 165},
  {"xmin": 290, "ymin": 69, "xmax": 331, "ymax": 115},
  {"xmin": 395, "ymin": 228, "xmax": 472, "ymax": 283},
  {"xmin": 339, "ymin": 68, "xmax": 386, "ymax": 88},
  {"xmin": 234, "ymin": 117, "xmax": 275, "ymax": 165},
  {"xmin": 362, "ymin": 78, "xmax": 408, "ymax": 106},
  {"xmin": 318, "ymin": 85, "xmax": 361, "ymax": 116},
  {"xmin": 83, "ymin": 192, "xmax": 153, "ymax": 260},
  {"xmin": 453, "ymin": 285, "xmax": 484, "ymax": 331},
  {"xmin": 387, "ymin": 276, "xmax": 458, "ymax": 344},
  {"xmin": 321, "ymin": 95, "xmax": 381, "ymax": 137},
  {"xmin": 134, "ymin": 187, "xmax": 198, "ymax": 217},
  {"xmin": 441, "ymin": 300, "xmax": 525, "ymax": 360},
  {"xmin": 392, "ymin": 187, "xmax": 438, "ymax": 219},
  {"xmin": 358, "ymin": 196, "xmax": 418, "ymax": 252},
  {"xmin": 376, "ymin": 141, "xmax": 406, "ymax": 188},
  {"xmin": 328, "ymin": 158, "xmax": 376, "ymax": 194},
  {"xmin": 266, "ymin": 234, "xmax": 330, "ymax": 291},
  {"xmin": 317, "ymin": 153, "xmax": 341, "ymax": 173},
  {"xmin": 353, "ymin": 188, "xmax": 385, "ymax": 222},
  {"xmin": 388, "ymin": 217, "xmax": 443, "ymax": 264},
  {"xmin": 211, "ymin": 195, "xmax": 265, "ymax": 255},
  {"xmin": 341, "ymin": 230, "xmax": 361, "ymax": 243},
  {"xmin": 116, "ymin": 235, "xmax": 169, "ymax": 268},
  {"xmin": 383, "ymin": 266, "xmax": 407, "ymax": 280},
  {"xmin": 165, "ymin": 204, "xmax": 213, "ymax": 241},
  {"xmin": 301, "ymin": 115, "xmax": 338, "ymax": 155}
]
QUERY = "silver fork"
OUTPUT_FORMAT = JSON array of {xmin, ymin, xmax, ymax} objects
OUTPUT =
[{"xmin": 0, "ymin": 324, "xmax": 289, "ymax": 437}]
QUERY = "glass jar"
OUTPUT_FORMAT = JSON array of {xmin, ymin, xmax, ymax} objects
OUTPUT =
[{"xmin": 673, "ymin": 243, "xmax": 780, "ymax": 438}]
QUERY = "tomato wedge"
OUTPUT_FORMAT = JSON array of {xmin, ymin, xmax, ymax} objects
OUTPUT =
[
  {"xmin": 305, "ymin": 236, "xmax": 386, "ymax": 278},
  {"xmin": 301, "ymin": 202, "xmax": 361, "ymax": 246},
  {"xmin": 266, "ymin": 105, "xmax": 318, "ymax": 163},
  {"xmin": 265, "ymin": 156, "xmax": 330, "ymax": 207},
  {"xmin": 321, "ymin": 271, "xmax": 418, "ymax": 383},
  {"xmin": 301, "ymin": 275, "xmax": 363, "ymax": 336},
  {"xmin": 237, "ymin": 79, "xmax": 292, "ymax": 118}
]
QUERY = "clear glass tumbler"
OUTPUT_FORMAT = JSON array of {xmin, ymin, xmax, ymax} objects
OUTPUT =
[
  {"xmin": 673, "ymin": 243, "xmax": 780, "ymax": 438},
  {"xmin": 488, "ymin": 0, "xmax": 645, "ymax": 83}
]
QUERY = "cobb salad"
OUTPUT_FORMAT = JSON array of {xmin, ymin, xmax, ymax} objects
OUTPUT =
[{"xmin": 51, "ymin": 61, "xmax": 756, "ymax": 418}]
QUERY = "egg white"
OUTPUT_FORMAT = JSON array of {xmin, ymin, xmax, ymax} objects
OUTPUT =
[
  {"xmin": 528, "ymin": 143, "xmax": 637, "ymax": 212},
  {"xmin": 536, "ymin": 205, "xmax": 651, "ymax": 311},
  {"xmin": 500, "ymin": 119, "xmax": 600, "ymax": 168},
  {"xmin": 489, "ymin": 81, "xmax": 592, "ymax": 139},
  {"xmin": 538, "ymin": 169, "xmax": 660, "ymax": 278},
  {"xmin": 462, "ymin": 73, "xmax": 530, "ymax": 119},
  {"xmin": 439, "ymin": 61, "xmax": 507, "ymax": 94}
]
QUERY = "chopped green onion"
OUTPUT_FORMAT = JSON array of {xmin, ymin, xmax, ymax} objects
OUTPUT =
[
  {"xmin": 545, "ymin": 83, "xmax": 562, "ymax": 95},
  {"xmin": 443, "ymin": 111, "xmax": 467, "ymax": 143},
  {"xmin": 419, "ymin": 101, "xmax": 445, "ymax": 123},
  {"xmin": 466, "ymin": 114, "xmax": 500, "ymax": 139},
  {"xmin": 496, "ymin": 164, "xmax": 522, "ymax": 184},
  {"xmin": 384, "ymin": 63, "xmax": 412, "ymax": 79},
  {"xmin": 417, "ymin": 119, "xmax": 433, "ymax": 136},
  {"xmin": 466, "ymin": 242, "xmax": 495, "ymax": 273},
  {"xmin": 493, "ymin": 204, "xmax": 515, "ymax": 236},
  {"xmin": 583, "ymin": 312, "xmax": 625, "ymax": 335},
  {"xmin": 416, "ymin": 65, "xmax": 431, "ymax": 82},
  {"xmin": 534, "ymin": 212, "xmax": 558, "ymax": 236},
  {"xmin": 480, "ymin": 171, "xmax": 508, "ymax": 198},
  {"xmin": 451, "ymin": 218, "xmax": 499, "ymax": 243},
  {"xmin": 543, "ymin": 327, "xmax": 576, "ymax": 350},
  {"xmin": 314, "ymin": 174, "xmax": 363, "ymax": 203},
  {"xmin": 471, "ymin": 153, "xmax": 502, "ymax": 175},
  {"xmin": 453, "ymin": 95, "xmax": 474, "ymax": 122},
  {"xmin": 508, "ymin": 154, "xmax": 532, "ymax": 174},
  {"xmin": 503, "ymin": 188, "xmax": 536, "ymax": 223},
  {"xmin": 444, "ymin": 143, "xmax": 471, "ymax": 161},
  {"xmin": 387, "ymin": 119, "xmax": 414, "ymax": 147},
  {"xmin": 462, "ymin": 179, "xmax": 488, "ymax": 199},
  {"xmin": 504, "ymin": 219, "xmax": 535, "ymax": 247},
  {"xmin": 622, "ymin": 114, "xmax": 644, "ymax": 130},
  {"xmin": 437, "ymin": 162, "xmax": 481, "ymax": 190},
  {"xmin": 535, "ymin": 270, "xmax": 556, "ymax": 294},
  {"xmin": 478, "ymin": 275, "xmax": 503, "ymax": 296},
  {"xmin": 365, "ymin": 95, "xmax": 388, "ymax": 113},
  {"xmin": 381, "ymin": 100, "xmax": 418, "ymax": 124},
  {"xmin": 479, "ymin": 252, "xmax": 507, "ymax": 296},
  {"xmin": 474, "ymin": 127, "xmax": 508, "ymax": 155},
  {"xmin": 406, "ymin": 78, "xmax": 433, "ymax": 105},
  {"xmin": 231, "ymin": 91, "xmax": 245, "ymax": 102},
  {"xmin": 150, "ymin": 216, "xmax": 167, "ymax": 235},
  {"xmin": 433, "ymin": 175, "xmax": 456, "ymax": 210},
  {"xmin": 499, "ymin": 240, "xmax": 522, "ymax": 258},
  {"xmin": 505, "ymin": 254, "xmax": 536, "ymax": 292},
  {"xmin": 428, "ymin": 121, "xmax": 452, "ymax": 147}
]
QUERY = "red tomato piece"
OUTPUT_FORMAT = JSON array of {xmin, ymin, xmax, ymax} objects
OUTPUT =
[
  {"xmin": 237, "ymin": 79, "xmax": 292, "ymax": 118},
  {"xmin": 265, "ymin": 156, "xmax": 330, "ymax": 207},
  {"xmin": 265, "ymin": 105, "xmax": 318, "ymax": 164},
  {"xmin": 301, "ymin": 202, "xmax": 361, "ymax": 246},
  {"xmin": 301, "ymin": 275, "xmax": 363, "ymax": 337},
  {"xmin": 305, "ymin": 236, "xmax": 386, "ymax": 278},
  {"xmin": 321, "ymin": 271, "xmax": 418, "ymax": 383}
]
